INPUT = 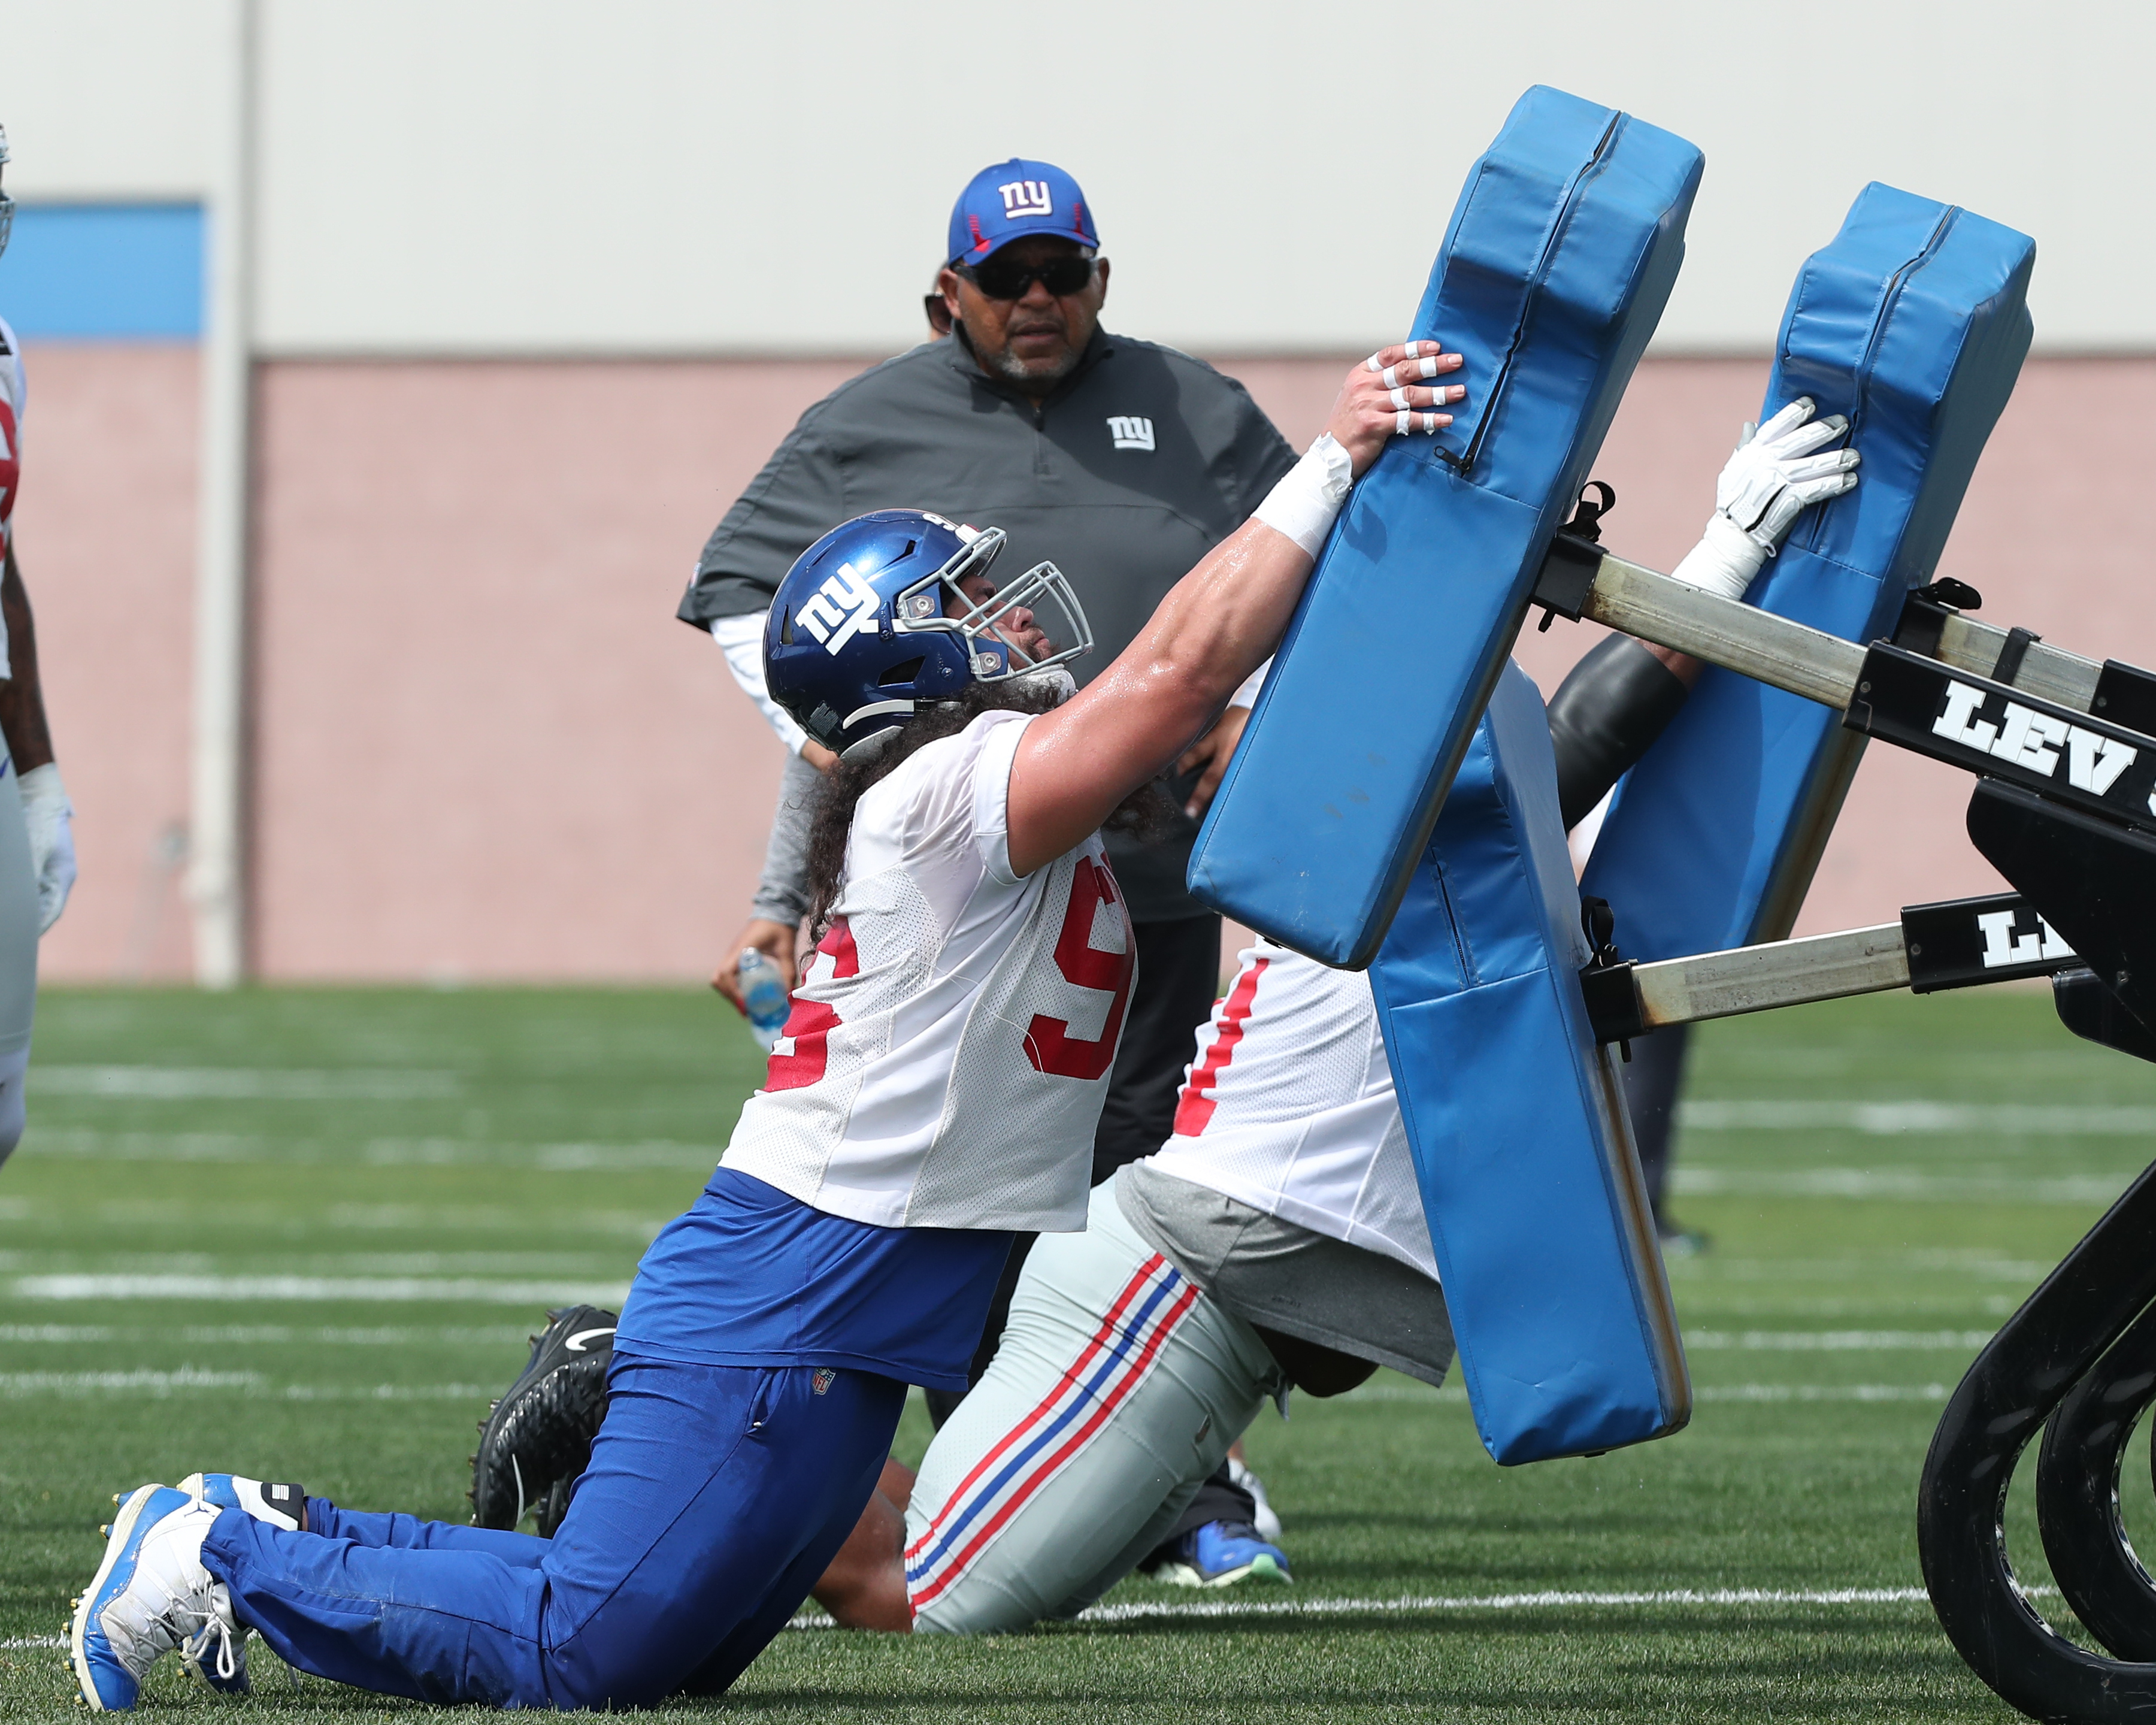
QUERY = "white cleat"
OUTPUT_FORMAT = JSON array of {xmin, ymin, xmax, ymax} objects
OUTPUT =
[
  {"xmin": 167, "ymin": 1473, "xmax": 305, "ymax": 1691},
  {"xmin": 71, "ymin": 1486, "xmax": 238, "ymax": 1710}
]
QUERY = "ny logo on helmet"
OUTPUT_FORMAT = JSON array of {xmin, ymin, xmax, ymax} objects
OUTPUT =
[
  {"xmin": 797, "ymin": 563, "xmax": 882, "ymax": 656},
  {"xmin": 998, "ymin": 180, "xmax": 1052, "ymax": 219}
]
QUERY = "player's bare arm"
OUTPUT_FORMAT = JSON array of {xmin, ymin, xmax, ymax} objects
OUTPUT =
[{"xmin": 1004, "ymin": 344, "xmax": 1464, "ymax": 877}]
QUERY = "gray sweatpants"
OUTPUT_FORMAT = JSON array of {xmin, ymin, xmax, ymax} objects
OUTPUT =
[{"xmin": 903, "ymin": 1178, "xmax": 1282, "ymax": 1633}]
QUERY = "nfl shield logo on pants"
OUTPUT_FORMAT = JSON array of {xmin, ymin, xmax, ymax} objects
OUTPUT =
[{"xmin": 811, "ymin": 1369, "xmax": 836, "ymax": 1397}]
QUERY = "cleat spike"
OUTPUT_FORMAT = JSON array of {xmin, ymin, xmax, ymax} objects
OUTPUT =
[{"xmin": 99, "ymin": 1525, "xmax": 110, "ymax": 1537}]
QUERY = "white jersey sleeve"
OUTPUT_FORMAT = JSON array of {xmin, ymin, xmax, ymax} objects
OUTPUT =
[
  {"xmin": 722, "ymin": 708, "xmax": 1136, "ymax": 1232},
  {"xmin": 709, "ymin": 608, "xmax": 809, "ymax": 756},
  {"xmin": 1144, "ymin": 937, "xmax": 1436, "ymax": 1279}
]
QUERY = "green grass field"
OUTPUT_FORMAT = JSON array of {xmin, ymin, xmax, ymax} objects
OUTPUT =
[{"xmin": 2, "ymin": 982, "xmax": 2149, "ymax": 1721}]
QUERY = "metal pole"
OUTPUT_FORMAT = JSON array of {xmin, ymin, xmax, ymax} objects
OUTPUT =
[{"xmin": 187, "ymin": 0, "xmax": 256, "ymax": 988}]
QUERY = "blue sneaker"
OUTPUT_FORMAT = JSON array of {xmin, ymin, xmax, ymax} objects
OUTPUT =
[
  {"xmin": 70, "ymin": 1485, "xmax": 237, "ymax": 1710},
  {"xmin": 1158, "ymin": 1518, "xmax": 1291, "ymax": 1588}
]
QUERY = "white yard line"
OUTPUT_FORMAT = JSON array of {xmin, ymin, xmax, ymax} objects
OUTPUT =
[
  {"xmin": 29, "ymin": 1066, "xmax": 459, "ymax": 1101},
  {"xmin": 786, "ymin": 1582, "xmax": 2035, "ymax": 1631},
  {"xmin": 11, "ymin": 1275, "xmax": 629, "ymax": 1304},
  {"xmin": 1683, "ymin": 1330, "xmax": 1994, "ymax": 1350},
  {"xmin": 15, "ymin": 1130, "xmax": 716, "ymax": 1170},
  {"xmin": 1339, "ymin": 1382, "xmax": 1952, "ymax": 1405},
  {"xmin": 0, "ymin": 1589, "xmax": 2018, "ymax": 1653},
  {"xmin": 1674, "ymin": 1167, "xmax": 2132, "ymax": 1204},
  {"xmin": 0, "ymin": 1369, "xmax": 264, "ymax": 1393},
  {"xmin": 0, "ymin": 1373, "xmax": 498, "ymax": 1400},
  {"xmin": 1681, "ymin": 1099, "xmax": 2156, "ymax": 1135}
]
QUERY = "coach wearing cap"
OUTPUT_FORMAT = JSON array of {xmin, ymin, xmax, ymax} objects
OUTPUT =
[{"xmin": 683, "ymin": 158, "xmax": 1297, "ymax": 1199}]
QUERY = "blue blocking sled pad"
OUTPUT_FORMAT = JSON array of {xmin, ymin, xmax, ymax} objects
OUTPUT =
[
  {"xmin": 1189, "ymin": 85, "xmax": 1703, "ymax": 1462},
  {"xmin": 1373, "ymin": 667, "xmax": 1688, "ymax": 1464},
  {"xmin": 1188, "ymin": 85, "xmax": 1703, "ymax": 969},
  {"xmin": 1584, "ymin": 186, "xmax": 2035, "ymax": 958},
  {"xmin": 1181, "ymin": 90, "xmax": 2036, "ymax": 1464}
]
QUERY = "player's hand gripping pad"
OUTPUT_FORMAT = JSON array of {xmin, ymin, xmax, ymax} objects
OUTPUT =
[
  {"xmin": 1582, "ymin": 184, "xmax": 2034, "ymax": 958},
  {"xmin": 1371, "ymin": 664, "xmax": 1688, "ymax": 1464},
  {"xmin": 1187, "ymin": 86, "xmax": 1703, "ymax": 967}
]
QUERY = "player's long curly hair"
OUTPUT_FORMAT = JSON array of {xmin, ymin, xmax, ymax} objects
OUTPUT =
[{"xmin": 803, "ymin": 683, "xmax": 1174, "ymax": 939}]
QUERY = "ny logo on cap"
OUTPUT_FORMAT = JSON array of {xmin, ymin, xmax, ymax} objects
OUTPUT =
[
  {"xmin": 798, "ymin": 562, "xmax": 882, "ymax": 656},
  {"xmin": 998, "ymin": 180, "xmax": 1053, "ymax": 219},
  {"xmin": 1107, "ymin": 416, "xmax": 1155, "ymax": 452}
]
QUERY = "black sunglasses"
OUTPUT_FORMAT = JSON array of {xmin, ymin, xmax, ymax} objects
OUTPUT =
[{"xmin": 955, "ymin": 253, "xmax": 1097, "ymax": 301}]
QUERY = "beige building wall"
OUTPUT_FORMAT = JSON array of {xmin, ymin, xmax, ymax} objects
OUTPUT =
[{"xmin": 17, "ymin": 345, "xmax": 2156, "ymax": 981}]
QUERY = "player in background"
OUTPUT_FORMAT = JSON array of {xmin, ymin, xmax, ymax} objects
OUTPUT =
[
  {"xmin": 0, "ymin": 122, "xmax": 81, "ymax": 1173},
  {"xmin": 69, "ymin": 341, "xmax": 1461, "ymax": 1711}
]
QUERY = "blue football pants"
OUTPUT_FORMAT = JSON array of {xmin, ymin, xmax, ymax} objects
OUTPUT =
[{"xmin": 200, "ymin": 1356, "xmax": 905, "ymax": 1708}]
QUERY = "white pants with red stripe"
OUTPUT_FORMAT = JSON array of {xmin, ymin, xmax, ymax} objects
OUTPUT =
[{"xmin": 903, "ymin": 1177, "xmax": 1282, "ymax": 1633}]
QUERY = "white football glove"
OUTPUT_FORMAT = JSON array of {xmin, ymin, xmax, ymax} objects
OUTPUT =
[
  {"xmin": 17, "ymin": 763, "xmax": 76, "ymax": 934},
  {"xmin": 1670, "ymin": 397, "xmax": 1860, "ymax": 602}
]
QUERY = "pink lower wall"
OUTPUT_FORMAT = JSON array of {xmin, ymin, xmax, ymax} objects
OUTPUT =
[
  {"xmin": 11, "ymin": 344, "xmax": 200, "ymax": 982},
  {"xmin": 15, "ymin": 346, "xmax": 2156, "ymax": 980}
]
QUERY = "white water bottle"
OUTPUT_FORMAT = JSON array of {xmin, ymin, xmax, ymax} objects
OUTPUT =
[{"xmin": 738, "ymin": 949, "xmax": 791, "ymax": 1052}]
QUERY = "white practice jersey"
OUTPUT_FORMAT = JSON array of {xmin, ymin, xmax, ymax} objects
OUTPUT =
[
  {"xmin": 1146, "ymin": 937, "xmax": 1436, "ymax": 1278},
  {"xmin": 0, "ymin": 314, "xmax": 22, "ymax": 549},
  {"xmin": 723, "ymin": 709, "xmax": 1136, "ymax": 1231}
]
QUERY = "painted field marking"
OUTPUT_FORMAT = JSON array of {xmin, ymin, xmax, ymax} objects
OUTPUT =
[
  {"xmin": 0, "ymin": 1373, "xmax": 498, "ymax": 1400},
  {"xmin": 30, "ymin": 1066, "xmax": 459, "ymax": 1101},
  {"xmin": 785, "ymin": 1582, "xmax": 2059, "ymax": 1632},
  {"xmin": 0, "ymin": 1369, "xmax": 263, "ymax": 1393},
  {"xmin": 11, "ymin": 1274, "xmax": 630, "ymax": 1304},
  {"xmin": 1674, "ymin": 1167, "xmax": 2132, "ymax": 1204},
  {"xmin": 1340, "ymin": 1382, "xmax": 1953, "ymax": 1405},
  {"xmin": 15, "ymin": 1130, "xmax": 716, "ymax": 1170},
  {"xmin": 1682, "ymin": 1330, "xmax": 1995, "ymax": 1351},
  {"xmin": 1681, "ymin": 1099, "xmax": 2156, "ymax": 1135}
]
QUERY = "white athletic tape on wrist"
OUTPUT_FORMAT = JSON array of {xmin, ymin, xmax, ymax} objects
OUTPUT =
[
  {"xmin": 1668, "ymin": 512, "xmax": 1766, "ymax": 603},
  {"xmin": 1253, "ymin": 432, "xmax": 1354, "ymax": 558}
]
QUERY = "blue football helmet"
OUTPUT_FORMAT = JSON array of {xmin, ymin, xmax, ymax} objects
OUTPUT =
[{"xmin": 765, "ymin": 509, "xmax": 1092, "ymax": 759}]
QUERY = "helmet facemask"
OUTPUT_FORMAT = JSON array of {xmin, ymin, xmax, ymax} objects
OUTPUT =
[{"xmin": 890, "ymin": 525, "xmax": 1093, "ymax": 690}]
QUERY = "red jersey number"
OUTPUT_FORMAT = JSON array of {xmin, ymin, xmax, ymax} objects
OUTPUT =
[
  {"xmin": 1024, "ymin": 857, "xmax": 1135, "ymax": 1082},
  {"xmin": 765, "ymin": 919, "xmax": 859, "ymax": 1092},
  {"xmin": 0, "ymin": 396, "xmax": 19, "ymax": 534}
]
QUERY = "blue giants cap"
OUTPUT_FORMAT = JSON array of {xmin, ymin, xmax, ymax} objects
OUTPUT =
[{"xmin": 947, "ymin": 159, "xmax": 1099, "ymax": 266}]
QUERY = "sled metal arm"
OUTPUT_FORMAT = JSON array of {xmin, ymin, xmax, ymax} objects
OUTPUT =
[
  {"xmin": 1580, "ymin": 892, "xmax": 2076, "ymax": 1042},
  {"xmin": 1531, "ymin": 533, "xmax": 2128, "ymax": 723},
  {"xmin": 1534, "ymin": 537, "xmax": 1867, "ymax": 709}
]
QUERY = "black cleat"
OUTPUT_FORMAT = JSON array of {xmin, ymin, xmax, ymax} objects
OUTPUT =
[{"xmin": 470, "ymin": 1306, "xmax": 616, "ymax": 1533}]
